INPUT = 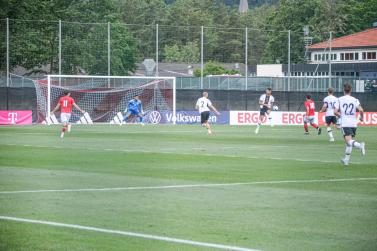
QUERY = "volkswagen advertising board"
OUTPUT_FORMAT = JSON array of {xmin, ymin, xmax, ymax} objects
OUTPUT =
[{"xmin": 144, "ymin": 111, "xmax": 230, "ymax": 124}]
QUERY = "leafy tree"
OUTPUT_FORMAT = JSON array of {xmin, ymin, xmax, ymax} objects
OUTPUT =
[
  {"xmin": 163, "ymin": 41, "xmax": 199, "ymax": 63},
  {"xmin": 116, "ymin": 0, "xmax": 167, "ymax": 60},
  {"xmin": 1, "ymin": 0, "xmax": 137, "ymax": 75},
  {"xmin": 110, "ymin": 23, "xmax": 137, "ymax": 74},
  {"xmin": 341, "ymin": 0, "xmax": 377, "ymax": 34},
  {"xmin": 259, "ymin": 0, "xmax": 325, "ymax": 64},
  {"xmin": 162, "ymin": 0, "xmax": 214, "ymax": 49},
  {"xmin": 194, "ymin": 61, "xmax": 240, "ymax": 77},
  {"xmin": 209, "ymin": 6, "xmax": 245, "ymax": 63},
  {"xmin": 2, "ymin": 0, "xmax": 377, "ymax": 75},
  {"xmin": 180, "ymin": 41, "xmax": 200, "ymax": 63},
  {"xmin": 163, "ymin": 44, "xmax": 181, "ymax": 63},
  {"xmin": 241, "ymin": 5, "xmax": 276, "ymax": 65}
]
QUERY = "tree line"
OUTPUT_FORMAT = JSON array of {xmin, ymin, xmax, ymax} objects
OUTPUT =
[{"xmin": 1, "ymin": 0, "xmax": 376, "ymax": 75}]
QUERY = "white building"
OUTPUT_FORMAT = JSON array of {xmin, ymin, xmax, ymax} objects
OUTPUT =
[
  {"xmin": 309, "ymin": 28, "xmax": 377, "ymax": 64},
  {"xmin": 254, "ymin": 28, "xmax": 377, "ymax": 79}
]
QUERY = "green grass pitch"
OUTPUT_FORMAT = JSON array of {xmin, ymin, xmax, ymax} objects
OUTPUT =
[{"xmin": 0, "ymin": 124, "xmax": 376, "ymax": 251}]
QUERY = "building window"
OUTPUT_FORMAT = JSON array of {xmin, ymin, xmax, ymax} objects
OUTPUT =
[
  {"xmin": 355, "ymin": 53, "xmax": 359, "ymax": 60},
  {"xmin": 314, "ymin": 54, "xmax": 317, "ymax": 61},
  {"xmin": 367, "ymin": 52, "xmax": 376, "ymax": 60},
  {"xmin": 340, "ymin": 53, "xmax": 344, "ymax": 60},
  {"xmin": 362, "ymin": 52, "xmax": 376, "ymax": 60},
  {"xmin": 331, "ymin": 54, "xmax": 337, "ymax": 60},
  {"xmin": 345, "ymin": 53, "xmax": 354, "ymax": 60}
]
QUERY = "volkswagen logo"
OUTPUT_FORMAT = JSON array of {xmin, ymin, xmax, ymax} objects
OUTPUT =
[{"xmin": 149, "ymin": 111, "xmax": 161, "ymax": 124}]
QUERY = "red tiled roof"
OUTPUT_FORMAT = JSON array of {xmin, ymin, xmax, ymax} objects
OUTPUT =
[{"xmin": 310, "ymin": 28, "xmax": 377, "ymax": 50}]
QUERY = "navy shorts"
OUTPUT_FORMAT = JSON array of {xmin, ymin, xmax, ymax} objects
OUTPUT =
[
  {"xmin": 325, "ymin": 116, "xmax": 337, "ymax": 125},
  {"xmin": 341, "ymin": 127, "xmax": 356, "ymax": 137},
  {"xmin": 260, "ymin": 106, "xmax": 270, "ymax": 116},
  {"xmin": 201, "ymin": 111, "xmax": 210, "ymax": 124}
]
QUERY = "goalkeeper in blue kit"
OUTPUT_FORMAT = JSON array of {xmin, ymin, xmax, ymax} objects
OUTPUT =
[{"xmin": 124, "ymin": 95, "xmax": 144, "ymax": 124}]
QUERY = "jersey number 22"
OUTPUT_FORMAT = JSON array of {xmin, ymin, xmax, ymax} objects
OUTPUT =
[{"xmin": 342, "ymin": 103, "xmax": 355, "ymax": 115}]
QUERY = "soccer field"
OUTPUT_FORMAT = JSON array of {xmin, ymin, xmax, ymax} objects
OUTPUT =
[{"xmin": 0, "ymin": 125, "xmax": 376, "ymax": 251}]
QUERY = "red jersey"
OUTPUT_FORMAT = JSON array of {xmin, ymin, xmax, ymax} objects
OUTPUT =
[
  {"xmin": 59, "ymin": 96, "xmax": 74, "ymax": 113},
  {"xmin": 304, "ymin": 100, "xmax": 316, "ymax": 116}
]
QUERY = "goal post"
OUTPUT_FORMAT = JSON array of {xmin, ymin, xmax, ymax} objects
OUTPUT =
[{"xmin": 35, "ymin": 75, "xmax": 176, "ymax": 124}]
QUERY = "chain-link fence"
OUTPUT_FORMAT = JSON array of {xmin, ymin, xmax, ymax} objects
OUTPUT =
[
  {"xmin": 176, "ymin": 76, "xmax": 357, "ymax": 92},
  {"xmin": 0, "ymin": 18, "xmax": 363, "ymax": 91}
]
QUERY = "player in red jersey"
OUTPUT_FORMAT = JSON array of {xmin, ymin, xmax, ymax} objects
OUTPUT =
[
  {"xmin": 304, "ymin": 94, "xmax": 321, "ymax": 135},
  {"xmin": 50, "ymin": 91, "xmax": 85, "ymax": 138}
]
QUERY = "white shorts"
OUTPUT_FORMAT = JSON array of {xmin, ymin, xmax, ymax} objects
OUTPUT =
[
  {"xmin": 61, "ymin": 113, "xmax": 71, "ymax": 124},
  {"xmin": 304, "ymin": 116, "xmax": 315, "ymax": 124}
]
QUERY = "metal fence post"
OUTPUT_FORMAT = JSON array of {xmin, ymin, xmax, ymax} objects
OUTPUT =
[
  {"xmin": 287, "ymin": 30, "xmax": 291, "ymax": 91},
  {"xmin": 287, "ymin": 30, "xmax": 291, "ymax": 92},
  {"xmin": 59, "ymin": 20, "xmax": 62, "ymax": 75},
  {"xmin": 6, "ymin": 18, "xmax": 9, "ymax": 87},
  {"xmin": 200, "ymin": 26, "xmax": 204, "ymax": 89},
  {"xmin": 108, "ymin": 22, "xmax": 111, "ymax": 76},
  {"xmin": 156, "ymin": 23, "xmax": 159, "ymax": 76},
  {"xmin": 107, "ymin": 22, "xmax": 111, "ymax": 87},
  {"xmin": 245, "ymin": 27, "xmax": 248, "ymax": 91},
  {"xmin": 59, "ymin": 20, "xmax": 62, "ymax": 85},
  {"xmin": 329, "ymin": 31, "xmax": 332, "ymax": 87}
]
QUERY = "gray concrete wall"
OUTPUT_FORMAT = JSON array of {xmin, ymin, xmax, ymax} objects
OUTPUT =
[{"xmin": 0, "ymin": 87, "xmax": 38, "ymax": 121}]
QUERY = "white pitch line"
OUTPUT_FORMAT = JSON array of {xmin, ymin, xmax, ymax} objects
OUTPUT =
[
  {"xmin": 0, "ymin": 216, "xmax": 260, "ymax": 251},
  {"xmin": 0, "ymin": 143, "xmax": 363, "ymax": 164},
  {"xmin": 1, "ymin": 178, "xmax": 376, "ymax": 195}
]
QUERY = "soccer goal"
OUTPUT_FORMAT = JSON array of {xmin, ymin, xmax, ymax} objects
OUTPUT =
[{"xmin": 34, "ymin": 75, "xmax": 176, "ymax": 124}]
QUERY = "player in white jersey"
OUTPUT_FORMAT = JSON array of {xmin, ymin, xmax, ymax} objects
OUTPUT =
[
  {"xmin": 334, "ymin": 83, "xmax": 365, "ymax": 166},
  {"xmin": 195, "ymin": 92, "xmax": 220, "ymax": 135},
  {"xmin": 255, "ymin": 87, "xmax": 274, "ymax": 134},
  {"xmin": 319, "ymin": 87, "xmax": 338, "ymax": 142}
]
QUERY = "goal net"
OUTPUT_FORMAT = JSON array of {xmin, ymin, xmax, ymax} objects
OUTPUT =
[{"xmin": 34, "ymin": 75, "xmax": 176, "ymax": 124}]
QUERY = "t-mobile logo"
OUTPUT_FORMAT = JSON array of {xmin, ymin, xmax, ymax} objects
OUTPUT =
[{"xmin": 8, "ymin": 112, "xmax": 18, "ymax": 124}]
